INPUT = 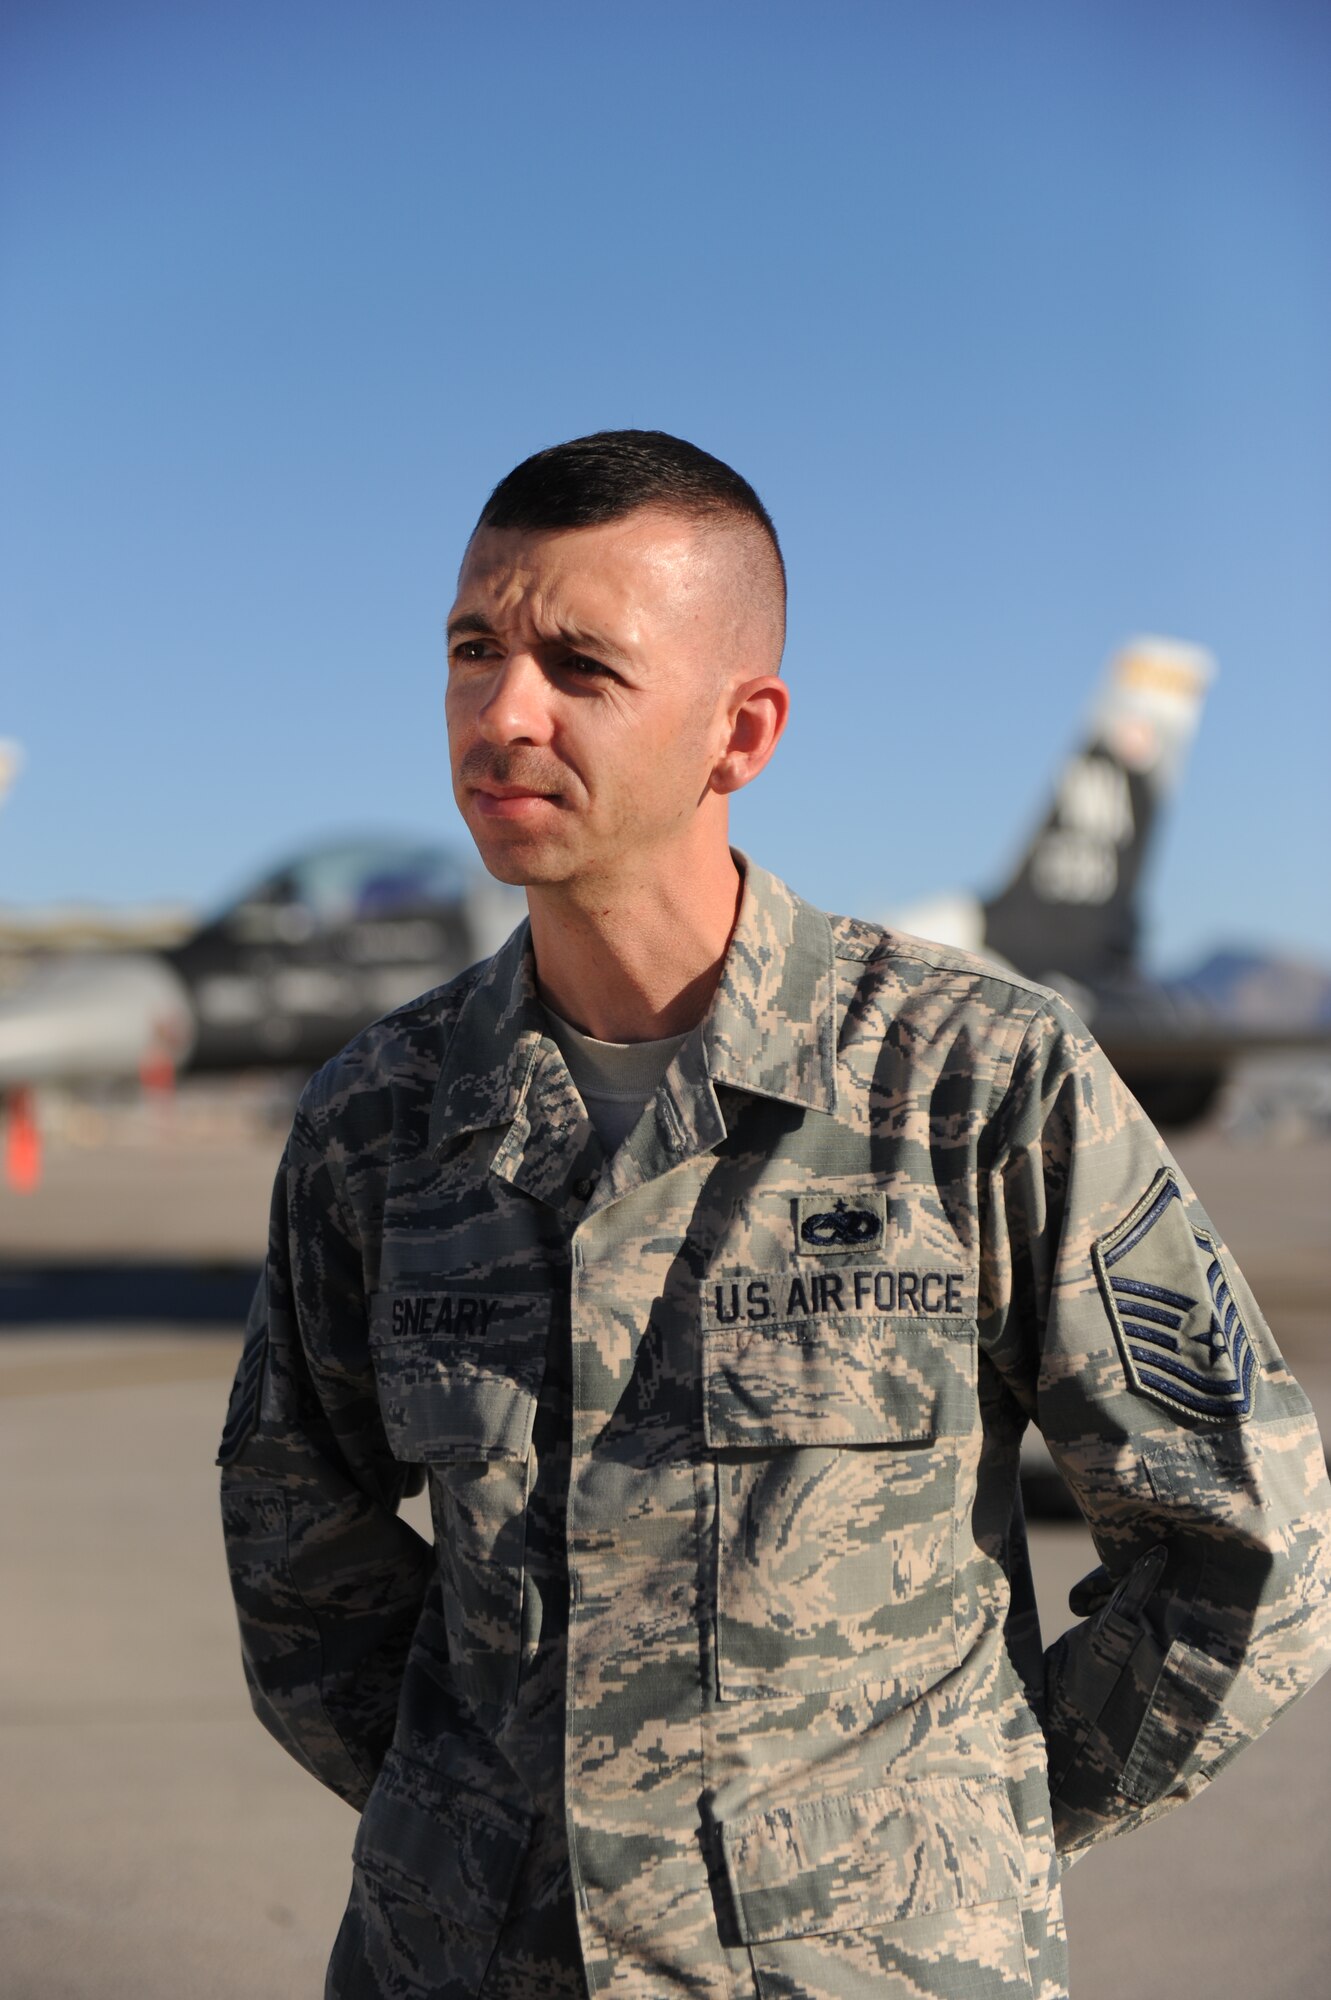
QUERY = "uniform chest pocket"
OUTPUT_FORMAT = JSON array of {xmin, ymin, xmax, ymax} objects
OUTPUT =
[
  {"xmin": 703, "ymin": 1294, "xmax": 976, "ymax": 1704},
  {"xmin": 369, "ymin": 1288, "xmax": 551, "ymax": 1714}
]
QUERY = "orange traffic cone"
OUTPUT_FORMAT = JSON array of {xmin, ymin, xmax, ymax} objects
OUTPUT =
[
  {"xmin": 4, "ymin": 1087, "xmax": 42, "ymax": 1193},
  {"xmin": 139, "ymin": 1047, "xmax": 177, "ymax": 1096}
]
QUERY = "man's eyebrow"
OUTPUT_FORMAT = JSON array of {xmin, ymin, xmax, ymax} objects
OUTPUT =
[
  {"xmin": 446, "ymin": 611, "xmax": 632, "ymax": 666},
  {"xmin": 446, "ymin": 611, "xmax": 494, "ymax": 642},
  {"xmin": 551, "ymin": 621, "xmax": 631, "ymax": 666}
]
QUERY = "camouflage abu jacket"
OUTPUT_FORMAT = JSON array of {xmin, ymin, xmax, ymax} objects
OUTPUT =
[{"xmin": 219, "ymin": 858, "xmax": 1331, "ymax": 2000}]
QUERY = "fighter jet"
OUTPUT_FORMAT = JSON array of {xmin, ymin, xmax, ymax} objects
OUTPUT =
[
  {"xmin": 0, "ymin": 836, "xmax": 522, "ymax": 1092},
  {"xmin": 889, "ymin": 638, "xmax": 1331, "ymax": 1129},
  {"xmin": 1, "ymin": 643, "xmax": 1325, "ymax": 1123}
]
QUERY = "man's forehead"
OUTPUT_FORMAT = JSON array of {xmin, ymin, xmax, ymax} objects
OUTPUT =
[{"xmin": 450, "ymin": 510, "xmax": 707, "ymax": 623}]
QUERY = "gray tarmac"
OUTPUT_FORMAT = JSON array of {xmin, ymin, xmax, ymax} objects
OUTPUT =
[{"xmin": 2, "ymin": 1110, "xmax": 1329, "ymax": 1998}]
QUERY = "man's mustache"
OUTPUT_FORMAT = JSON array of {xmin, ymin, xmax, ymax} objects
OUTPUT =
[{"xmin": 458, "ymin": 748, "xmax": 566, "ymax": 794}]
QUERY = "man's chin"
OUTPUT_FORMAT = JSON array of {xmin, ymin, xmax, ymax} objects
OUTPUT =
[{"xmin": 469, "ymin": 831, "xmax": 573, "ymax": 890}]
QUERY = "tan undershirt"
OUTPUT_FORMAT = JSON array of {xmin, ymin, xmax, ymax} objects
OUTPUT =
[{"xmin": 542, "ymin": 1007, "xmax": 689, "ymax": 1155}]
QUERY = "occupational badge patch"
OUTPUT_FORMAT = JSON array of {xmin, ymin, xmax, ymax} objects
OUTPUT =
[
  {"xmin": 794, "ymin": 1191, "xmax": 887, "ymax": 1254},
  {"xmin": 216, "ymin": 1319, "xmax": 268, "ymax": 1466},
  {"xmin": 1093, "ymin": 1169, "xmax": 1256, "ymax": 1425}
]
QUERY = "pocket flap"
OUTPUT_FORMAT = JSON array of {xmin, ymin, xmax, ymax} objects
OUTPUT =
[
  {"xmin": 353, "ymin": 1746, "xmax": 532, "ymax": 1927},
  {"xmin": 703, "ymin": 1310, "xmax": 975, "ymax": 1448},
  {"xmin": 720, "ymin": 1777, "xmax": 1024, "ymax": 1944},
  {"xmin": 369, "ymin": 1289, "xmax": 547, "ymax": 1461}
]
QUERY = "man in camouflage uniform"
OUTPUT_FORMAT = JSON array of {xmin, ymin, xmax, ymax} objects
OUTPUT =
[{"xmin": 219, "ymin": 431, "xmax": 1331, "ymax": 1999}]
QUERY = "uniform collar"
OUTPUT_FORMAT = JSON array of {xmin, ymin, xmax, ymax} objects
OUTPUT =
[
  {"xmin": 703, "ymin": 854, "xmax": 839, "ymax": 1116},
  {"xmin": 428, "ymin": 918, "xmax": 546, "ymax": 1151},
  {"xmin": 427, "ymin": 852, "xmax": 838, "ymax": 1162}
]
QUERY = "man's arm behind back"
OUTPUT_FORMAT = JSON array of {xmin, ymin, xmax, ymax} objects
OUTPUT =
[
  {"xmin": 218, "ymin": 1096, "xmax": 432, "ymax": 1810},
  {"xmin": 979, "ymin": 995, "xmax": 1331, "ymax": 1859}
]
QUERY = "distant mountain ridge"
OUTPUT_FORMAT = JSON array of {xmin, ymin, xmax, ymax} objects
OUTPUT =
[{"xmin": 1168, "ymin": 950, "xmax": 1331, "ymax": 1029}]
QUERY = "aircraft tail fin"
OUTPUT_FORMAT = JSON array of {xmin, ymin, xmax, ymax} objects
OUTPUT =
[{"xmin": 982, "ymin": 638, "xmax": 1214, "ymax": 980}]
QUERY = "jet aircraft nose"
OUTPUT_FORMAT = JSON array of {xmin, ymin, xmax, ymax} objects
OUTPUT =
[{"xmin": 0, "ymin": 953, "xmax": 196, "ymax": 1086}]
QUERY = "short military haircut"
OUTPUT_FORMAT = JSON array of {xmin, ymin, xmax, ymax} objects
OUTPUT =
[{"xmin": 475, "ymin": 429, "xmax": 786, "ymax": 602}]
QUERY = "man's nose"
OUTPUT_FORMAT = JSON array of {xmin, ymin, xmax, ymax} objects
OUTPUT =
[{"xmin": 475, "ymin": 652, "xmax": 553, "ymax": 746}]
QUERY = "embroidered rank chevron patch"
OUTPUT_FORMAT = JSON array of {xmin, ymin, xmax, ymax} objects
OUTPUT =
[{"xmin": 1093, "ymin": 1169, "xmax": 1256, "ymax": 1425}]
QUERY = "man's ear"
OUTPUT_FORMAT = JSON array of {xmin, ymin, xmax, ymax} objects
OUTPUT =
[{"xmin": 708, "ymin": 676, "xmax": 790, "ymax": 797}]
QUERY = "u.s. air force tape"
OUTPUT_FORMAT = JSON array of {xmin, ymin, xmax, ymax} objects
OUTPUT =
[
  {"xmin": 216, "ymin": 1321, "xmax": 268, "ymax": 1466},
  {"xmin": 1092, "ymin": 1169, "xmax": 1256, "ymax": 1425}
]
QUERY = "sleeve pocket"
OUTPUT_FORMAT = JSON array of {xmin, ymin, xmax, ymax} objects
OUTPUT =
[
  {"xmin": 368, "ymin": 1290, "xmax": 548, "ymax": 1462},
  {"xmin": 1118, "ymin": 1637, "xmax": 1235, "ymax": 1806}
]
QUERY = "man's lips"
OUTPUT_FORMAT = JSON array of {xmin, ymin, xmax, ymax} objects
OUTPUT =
[{"xmin": 470, "ymin": 783, "xmax": 561, "ymax": 820}]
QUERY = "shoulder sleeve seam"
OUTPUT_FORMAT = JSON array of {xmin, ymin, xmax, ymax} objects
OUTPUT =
[
  {"xmin": 832, "ymin": 927, "xmax": 1061, "ymax": 1007},
  {"xmin": 293, "ymin": 1095, "xmax": 362, "ymax": 1255},
  {"xmin": 984, "ymin": 997, "xmax": 1058, "ymax": 1148}
]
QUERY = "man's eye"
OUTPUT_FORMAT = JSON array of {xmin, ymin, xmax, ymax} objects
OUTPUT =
[
  {"xmin": 562, "ymin": 653, "xmax": 612, "ymax": 680},
  {"xmin": 450, "ymin": 640, "xmax": 493, "ymax": 665}
]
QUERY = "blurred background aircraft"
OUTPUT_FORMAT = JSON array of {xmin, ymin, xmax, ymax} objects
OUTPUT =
[
  {"xmin": 0, "ymin": 835, "xmax": 519, "ymax": 1090},
  {"xmin": 888, "ymin": 637, "xmax": 1331, "ymax": 1127},
  {"xmin": 2, "ymin": 637, "xmax": 1326, "ymax": 1168}
]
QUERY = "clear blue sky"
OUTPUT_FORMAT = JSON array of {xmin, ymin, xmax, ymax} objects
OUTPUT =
[{"xmin": 3, "ymin": 0, "xmax": 1328, "ymax": 968}]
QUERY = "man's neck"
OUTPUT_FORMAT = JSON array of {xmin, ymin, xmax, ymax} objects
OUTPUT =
[{"xmin": 526, "ymin": 844, "xmax": 743, "ymax": 1043}]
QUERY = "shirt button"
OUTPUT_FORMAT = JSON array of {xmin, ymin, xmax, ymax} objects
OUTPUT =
[{"xmin": 573, "ymin": 1176, "xmax": 594, "ymax": 1201}]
